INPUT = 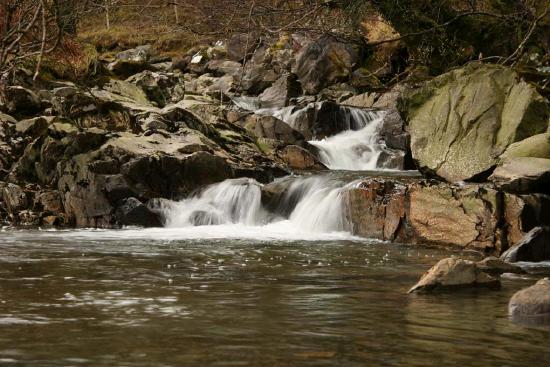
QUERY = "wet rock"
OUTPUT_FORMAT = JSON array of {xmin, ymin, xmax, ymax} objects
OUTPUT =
[
  {"xmin": 344, "ymin": 179, "xmax": 407, "ymax": 241},
  {"xmin": 292, "ymin": 37, "xmax": 358, "ymax": 95},
  {"xmin": 401, "ymin": 63, "xmax": 550, "ymax": 183},
  {"xmin": 1, "ymin": 86, "xmax": 41, "ymax": 116},
  {"xmin": 476, "ymin": 257, "xmax": 524, "ymax": 275},
  {"xmin": 115, "ymin": 197, "xmax": 162, "ymax": 227},
  {"xmin": 18, "ymin": 210, "xmax": 40, "ymax": 226},
  {"xmin": 501, "ymin": 227, "xmax": 550, "ymax": 263},
  {"xmin": 243, "ymin": 115, "xmax": 306, "ymax": 146},
  {"xmin": 278, "ymin": 145, "xmax": 326, "ymax": 171},
  {"xmin": 34, "ymin": 190, "xmax": 64, "ymax": 213},
  {"xmin": 408, "ymin": 258, "xmax": 500, "ymax": 293},
  {"xmin": 509, "ymin": 278, "xmax": 550, "ymax": 326}
]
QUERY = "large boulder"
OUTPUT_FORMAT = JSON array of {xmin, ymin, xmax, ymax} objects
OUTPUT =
[
  {"xmin": 501, "ymin": 227, "xmax": 550, "ymax": 263},
  {"xmin": 401, "ymin": 64, "xmax": 550, "ymax": 182},
  {"xmin": 292, "ymin": 38, "xmax": 358, "ymax": 95},
  {"xmin": 115, "ymin": 197, "xmax": 162, "ymax": 227},
  {"xmin": 243, "ymin": 115, "xmax": 306, "ymax": 146},
  {"xmin": 408, "ymin": 257, "xmax": 500, "ymax": 293},
  {"xmin": 509, "ymin": 278, "xmax": 550, "ymax": 326}
]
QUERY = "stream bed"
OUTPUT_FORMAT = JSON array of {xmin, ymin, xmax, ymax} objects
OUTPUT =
[{"xmin": 1, "ymin": 229, "xmax": 549, "ymax": 366}]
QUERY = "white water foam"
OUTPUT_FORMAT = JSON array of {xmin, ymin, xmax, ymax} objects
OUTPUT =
[
  {"xmin": 129, "ymin": 175, "xmax": 359, "ymax": 240},
  {"xmin": 309, "ymin": 112, "xmax": 387, "ymax": 170}
]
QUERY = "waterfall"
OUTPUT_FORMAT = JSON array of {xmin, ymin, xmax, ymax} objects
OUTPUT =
[
  {"xmin": 253, "ymin": 103, "xmax": 397, "ymax": 171},
  {"xmin": 161, "ymin": 175, "xmax": 353, "ymax": 234},
  {"xmin": 309, "ymin": 112, "xmax": 387, "ymax": 170}
]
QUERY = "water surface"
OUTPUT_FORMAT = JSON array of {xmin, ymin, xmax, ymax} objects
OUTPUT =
[{"xmin": 1, "ymin": 228, "xmax": 549, "ymax": 366}]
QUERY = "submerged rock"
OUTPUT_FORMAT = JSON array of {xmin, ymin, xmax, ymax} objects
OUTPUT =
[
  {"xmin": 501, "ymin": 227, "xmax": 550, "ymax": 263},
  {"xmin": 509, "ymin": 278, "xmax": 550, "ymax": 326},
  {"xmin": 408, "ymin": 257, "xmax": 500, "ymax": 293}
]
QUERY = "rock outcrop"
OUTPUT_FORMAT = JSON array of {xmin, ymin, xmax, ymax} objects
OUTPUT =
[
  {"xmin": 344, "ymin": 178, "xmax": 550, "ymax": 254},
  {"xmin": 401, "ymin": 63, "xmax": 550, "ymax": 183}
]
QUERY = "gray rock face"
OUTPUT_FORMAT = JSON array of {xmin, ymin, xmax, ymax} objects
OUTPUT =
[
  {"xmin": 408, "ymin": 257, "xmax": 500, "ymax": 293},
  {"xmin": 258, "ymin": 74, "xmax": 302, "ymax": 109},
  {"xmin": 501, "ymin": 227, "xmax": 550, "ymax": 263},
  {"xmin": 401, "ymin": 63, "xmax": 550, "ymax": 182},
  {"xmin": 243, "ymin": 115, "xmax": 306, "ymax": 146},
  {"xmin": 115, "ymin": 197, "xmax": 162, "ymax": 227},
  {"xmin": 292, "ymin": 38, "xmax": 358, "ymax": 95},
  {"xmin": 116, "ymin": 45, "xmax": 152, "ymax": 62},
  {"xmin": 509, "ymin": 278, "xmax": 550, "ymax": 327}
]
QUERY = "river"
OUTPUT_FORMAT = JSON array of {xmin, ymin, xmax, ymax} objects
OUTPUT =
[{"xmin": 1, "ymin": 228, "xmax": 549, "ymax": 366}]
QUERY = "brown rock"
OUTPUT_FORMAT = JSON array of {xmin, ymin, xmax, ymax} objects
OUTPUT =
[
  {"xmin": 509, "ymin": 278, "xmax": 550, "ymax": 326},
  {"xmin": 278, "ymin": 145, "xmax": 326, "ymax": 170},
  {"xmin": 409, "ymin": 257, "xmax": 500, "ymax": 293}
]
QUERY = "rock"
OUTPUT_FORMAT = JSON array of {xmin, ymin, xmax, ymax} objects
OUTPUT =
[
  {"xmin": 240, "ymin": 65, "xmax": 278, "ymax": 95},
  {"xmin": 292, "ymin": 37, "xmax": 358, "ymax": 95},
  {"xmin": 34, "ymin": 190, "xmax": 64, "ymax": 213},
  {"xmin": 500, "ymin": 132, "xmax": 550, "ymax": 160},
  {"xmin": 343, "ymin": 178, "xmax": 546, "ymax": 253},
  {"xmin": 490, "ymin": 157, "xmax": 550, "ymax": 194},
  {"xmin": 126, "ymin": 70, "xmax": 185, "ymax": 107},
  {"xmin": 278, "ymin": 145, "xmax": 326, "ymax": 170},
  {"xmin": 317, "ymin": 83, "xmax": 357, "ymax": 103},
  {"xmin": 361, "ymin": 13, "xmax": 402, "ymax": 77},
  {"xmin": 501, "ymin": 227, "xmax": 550, "ymax": 263},
  {"xmin": 476, "ymin": 256, "xmax": 524, "ymax": 275},
  {"xmin": 15, "ymin": 117, "xmax": 49, "ymax": 138},
  {"xmin": 18, "ymin": 210, "xmax": 40, "ymax": 226},
  {"xmin": 509, "ymin": 278, "xmax": 550, "ymax": 326},
  {"xmin": 401, "ymin": 64, "xmax": 550, "ymax": 182},
  {"xmin": 258, "ymin": 74, "xmax": 302, "ymax": 109},
  {"xmin": 226, "ymin": 33, "xmax": 259, "ymax": 62},
  {"xmin": 380, "ymin": 109, "xmax": 410, "ymax": 152},
  {"xmin": 408, "ymin": 258, "xmax": 500, "ymax": 293},
  {"xmin": 206, "ymin": 60, "xmax": 242, "ymax": 77},
  {"xmin": 408, "ymin": 183, "xmax": 501, "ymax": 252},
  {"xmin": 243, "ymin": 115, "xmax": 306, "ymax": 146},
  {"xmin": 2, "ymin": 86, "xmax": 41, "ymax": 116},
  {"xmin": 186, "ymin": 74, "xmax": 235, "ymax": 98},
  {"xmin": 344, "ymin": 179, "xmax": 407, "ymax": 241},
  {"xmin": 107, "ymin": 60, "xmax": 151, "ymax": 78},
  {"xmin": 115, "ymin": 197, "xmax": 162, "ymax": 227},
  {"xmin": 2, "ymin": 183, "xmax": 28, "ymax": 213},
  {"xmin": 116, "ymin": 45, "xmax": 152, "ymax": 62}
]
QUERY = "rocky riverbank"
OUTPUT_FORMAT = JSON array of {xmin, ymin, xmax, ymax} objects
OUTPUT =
[{"xmin": 1, "ymin": 33, "xmax": 549, "ymax": 258}]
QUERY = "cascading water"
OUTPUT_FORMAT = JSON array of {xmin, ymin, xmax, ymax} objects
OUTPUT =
[
  {"xmin": 158, "ymin": 175, "xmax": 354, "ymax": 236},
  {"xmin": 252, "ymin": 103, "xmax": 398, "ymax": 171},
  {"xmin": 308, "ymin": 111, "xmax": 387, "ymax": 170}
]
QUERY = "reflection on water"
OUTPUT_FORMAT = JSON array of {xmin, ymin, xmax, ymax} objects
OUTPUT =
[{"xmin": 0, "ymin": 229, "xmax": 549, "ymax": 366}]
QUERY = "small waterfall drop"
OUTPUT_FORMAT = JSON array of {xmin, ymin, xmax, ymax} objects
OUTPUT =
[
  {"xmin": 161, "ymin": 175, "xmax": 353, "ymax": 235},
  {"xmin": 309, "ymin": 112, "xmax": 387, "ymax": 170}
]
